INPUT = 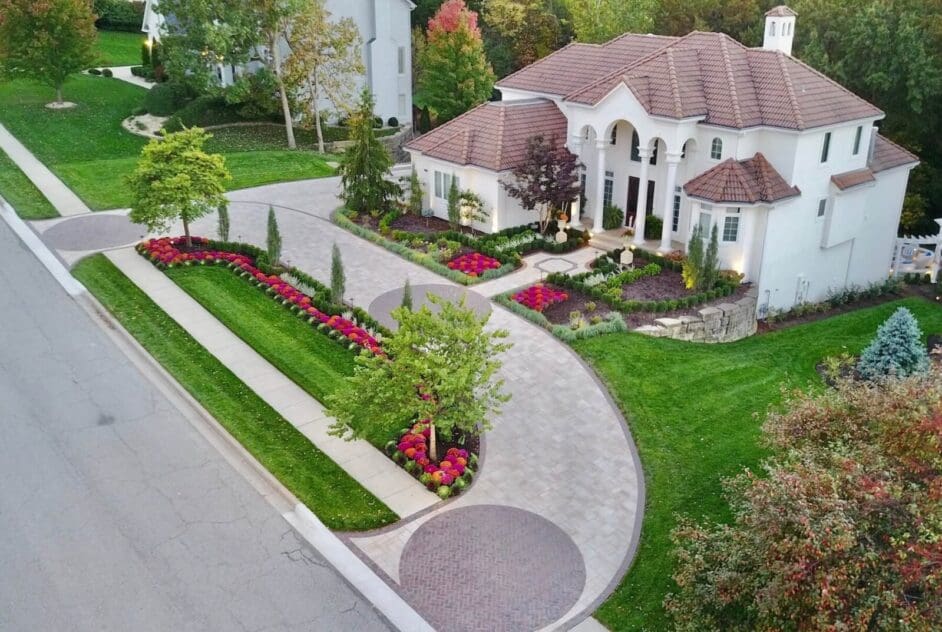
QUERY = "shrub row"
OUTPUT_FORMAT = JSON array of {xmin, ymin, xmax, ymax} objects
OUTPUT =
[
  {"xmin": 494, "ymin": 291, "xmax": 628, "ymax": 342},
  {"xmin": 764, "ymin": 278, "xmax": 906, "ymax": 323},
  {"xmin": 546, "ymin": 271, "xmax": 736, "ymax": 314},
  {"xmin": 334, "ymin": 211, "xmax": 515, "ymax": 285}
]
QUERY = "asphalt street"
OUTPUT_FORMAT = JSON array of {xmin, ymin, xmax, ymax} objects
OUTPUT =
[{"xmin": 0, "ymin": 219, "xmax": 389, "ymax": 632}]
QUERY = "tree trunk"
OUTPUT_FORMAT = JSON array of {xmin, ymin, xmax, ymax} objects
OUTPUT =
[
  {"xmin": 55, "ymin": 84, "xmax": 63, "ymax": 105},
  {"xmin": 183, "ymin": 216, "xmax": 191, "ymax": 249},
  {"xmin": 271, "ymin": 35, "xmax": 296, "ymax": 150},
  {"xmin": 308, "ymin": 76, "xmax": 325, "ymax": 154},
  {"xmin": 429, "ymin": 421, "xmax": 438, "ymax": 463}
]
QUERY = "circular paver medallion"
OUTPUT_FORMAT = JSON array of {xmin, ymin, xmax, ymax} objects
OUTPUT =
[
  {"xmin": 41, "ymin": 215, "xmax": 147, "ymax": 252},
  {"xmin": 399, "ymin": 505, "xmax": 586, "ymax": 631},
  {"xmin": 368, "ymin": 283, "xmax": 491, "ymax": 331}
]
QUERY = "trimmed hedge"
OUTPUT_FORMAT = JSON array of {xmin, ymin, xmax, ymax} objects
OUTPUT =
[
  {"xmin": 494, "ymin": 290, "xmax": 628, "ymax": 342},
  {"xmin": 94, "ymin": 0, "xmax": 145, "ymax": 32}
]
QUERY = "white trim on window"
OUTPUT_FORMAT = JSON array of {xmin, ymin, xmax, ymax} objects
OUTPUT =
[
  {"xmin": 710, "ymin": 138, "xmax": 723, "ymax": 160},
  {"xmin": 722, "ymin": 215, "xmax": 740, "ymax": 242}
]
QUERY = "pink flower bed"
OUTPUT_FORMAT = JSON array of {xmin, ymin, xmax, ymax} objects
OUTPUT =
[
  {"xmin": 447, "ymin": 252, "xmax": 501, "ymax": 277},
  {"xmin": 137, "ymin": 237, "xmax": 383, "ymax": 355},
  {"xmin": 388, "ymin": 421, "xmax": 477, "ymax": 499},
  {"xmin": 512, "ymin": 284, "xmax": 569, "ymax": 312}
]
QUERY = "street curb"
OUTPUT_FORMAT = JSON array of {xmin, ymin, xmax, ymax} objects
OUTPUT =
[{"xmin": 0, "ymin": 199, "xmax": 86, "ymax": 296}]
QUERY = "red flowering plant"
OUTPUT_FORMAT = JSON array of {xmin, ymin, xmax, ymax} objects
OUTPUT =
[
  {"xmin": 385, "ymin": 420, "xmax": 478, "ymax": 499},
  {"xmin": 447, "ymin": 252, "xmax": 501, "ymax": 277},
  {"xmin": 137, "ymin": 237, "xmax": 383, "ymax": 355},
  {"xmin": 512, "ymin": 284, "xmax": 568, "ymax": 312}
]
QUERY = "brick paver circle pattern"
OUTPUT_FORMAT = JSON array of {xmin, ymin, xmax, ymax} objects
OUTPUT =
[
  {"xmin": 398, "ymin": 505, "xmax": 586, "ymax": 632},
  {"xmin": 41, "ymin": 215, "xmax": 146, "ymax": 251}
]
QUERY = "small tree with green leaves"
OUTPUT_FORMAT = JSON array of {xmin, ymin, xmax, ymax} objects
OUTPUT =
[
  {"xmin": 327, "ymin": 295, "xmax": 512, "ymax": 461},
  {"xmin": 703, "ymin": 223, "xmax": 720, "ymax": 290},
  {"xmin": 267, "ymin": 206, "xmax": 282, "ymax": 263},
  {"xmin": 408, "ymin": 167, "xmax": 424, "ymax": 216},
  {"xmin": 857, "ymin": 307, "xmax": 930, "ymax": 380},
  {"xmin": 682, "ymin": 224, "xmax": 704, "ymax": 290},
  {"xmin": 330, "ymin": 243, "xmax": 345, "ymax": 306},
  {"xmin": 128, "ymin": 127, "xmax": 231, "ymax": 249},
  {"xmin": 217, "ymin": 205, "xmax": 230, "ymax": 241},
  {"xmin": 338, "ymin": 89, "xmax": 400, "ymax": 213},
  {"xmin": 401, "ymin": 278, "xmax": 413, "ymax": 311},
  {"xmin": 446, "ymin": 176, "xmax": 461, "ymax": 229}
]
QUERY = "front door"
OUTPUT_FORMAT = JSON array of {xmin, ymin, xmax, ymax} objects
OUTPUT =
[{"xmin": 626, "ymin": 177, "xmax": 639, "ymax": 227}]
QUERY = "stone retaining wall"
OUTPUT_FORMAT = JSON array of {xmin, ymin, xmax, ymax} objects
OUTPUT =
[{"xmin": 634, "ymin": 286, "xmax": 758, "ymax": 343}]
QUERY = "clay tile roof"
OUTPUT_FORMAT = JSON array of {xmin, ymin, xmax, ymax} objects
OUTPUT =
[
  {"xmin": 869, "ymin": 134, "xmax": 919, "ymax": 173},
  {"xmin": 498, "ymin": 29, "xmax": 881, "ymax": 131},
  {"xmin": 831, "ymin": 168, "xmax": 876, "ymax": 191},
  {"xmin": 684, "ymin": 153, "xmax": 800, "ymax": 204},
  {"xmin": 766, "ymin": 5, "xmax": 798, "ymax": 18},
  {"xmin": 405, "ymin": 99, "xmax": 568, "ymax": 172}
]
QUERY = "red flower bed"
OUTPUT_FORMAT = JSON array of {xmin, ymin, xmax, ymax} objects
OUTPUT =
[
  {"xmin": 447, "ymin": 252, "xmax": 501, "ymax": 277},
  {"xmin": 512, "ymin": 284, "xmax": 569, "ymax": 312},
  {"xmin": 387, "ymin": 421, "xmax": 477, "ymax": 499},
  {"xmin": 137, "ymin": 237, "xmax": 383, "ymax": 355}
]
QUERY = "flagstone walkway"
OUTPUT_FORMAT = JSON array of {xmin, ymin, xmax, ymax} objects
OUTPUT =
[{"xmin": 34, "ymin": 177, "xmax": 645, "ymax": 631}]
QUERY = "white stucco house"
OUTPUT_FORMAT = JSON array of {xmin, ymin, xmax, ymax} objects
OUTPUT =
[
  {"xmin": 405, "ymin": 6, "xmax": 920, "ymax": 313},
  {"xmin": 141, "ymin": 0, "xmax": 414, "ymax": 123}
]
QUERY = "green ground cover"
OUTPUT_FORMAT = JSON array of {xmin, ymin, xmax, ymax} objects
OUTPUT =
[
  {"xmin": 579, "ymin": 297, "xmax": 942, "ymax": 630},
  {"xmin": 94, "ymin": 30, "xmax": 145, "ymax": 67},
  {"xmin": 0, "ymin": 77, "xmax": 335, "ymax": 210},
  {"xmin": 73, "ymin": 254, "xmax": 397, "ymax": 530},
  {"xmin": 0, "ymin": 149, "xmax": 58, "ymax": 219}
]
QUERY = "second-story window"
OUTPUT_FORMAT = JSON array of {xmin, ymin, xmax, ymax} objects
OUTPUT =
[
  {"xmin": 853, "ymin": 126, "xmax": 862, "ymax": 155},
  {"xmin": 397, "ymin": 47, "xmax": 405, "ymax": 74},
  {"xmin": 630, "ymin": 130, "xmax": 640, "ymax": 161},
  {"xmin": 821, "ymin": 132, "xmax": 831, "ymax": 163},
  {"xmin": 710, "ymin": 137, "xmax": 723, "ymax": 160}
]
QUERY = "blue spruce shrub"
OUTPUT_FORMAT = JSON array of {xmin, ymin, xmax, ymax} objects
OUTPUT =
[{"xmin": 857, "ymin": 307, "xmax": 929, "ymax": 380}]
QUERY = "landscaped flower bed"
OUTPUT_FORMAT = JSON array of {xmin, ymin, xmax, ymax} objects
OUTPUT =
[
  {"xmin": 512, "ymin": 284, "xmax": 569, "ymax": 312},
  {"xmin": 386, "ymin": 420, "xmax": 478, "ymax": 499},
  {"xmin": 137, "ymin": 236, "xmax": 384, "ymax": 355},
  {"xmin": 447, "ymin": 252, "xmax": 502, "ymax": 277}
]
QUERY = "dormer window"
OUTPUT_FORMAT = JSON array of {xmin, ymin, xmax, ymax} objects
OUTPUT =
[{"xmin": 710, "ymin": 138, "xmax": 723, "ymax": 160}]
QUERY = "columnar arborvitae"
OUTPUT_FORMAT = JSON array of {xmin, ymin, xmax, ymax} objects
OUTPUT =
[
  {"xmin": 401, "ymin": 278, "xmax": 413, "ymax": 311},
  {"xmin": 217, "ymin": 205, "xmax": 230, "ymax": 241},
  {"xmin": 682, "ymin": 224, "xmax": 703, "ymax": 290},
  {"xmin": 266, "ymin": 206, "xmax": 281, "ymax": 264},
  {"xmin": 702, "ymin": 223, "xmax": 719, "ymax": 290},
  {"xmin": 331, "ymin": 242, "xmax": 345, "ymax": 306},
  {"xmin": 447, "ymin": 176, "xmax": 460, "ymax": 229},
  {"xmin": 409, "ymin": 167, "xmax": 423, "ymax": 216},
  {"xmin": 858, "ymin": 307, "xmax": 930, "ymax": 380}
]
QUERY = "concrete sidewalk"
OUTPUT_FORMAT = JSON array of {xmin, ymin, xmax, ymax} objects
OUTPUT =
[
  {"xmin": 0, "ymin": 123, "xmax": 90, "ymax": 216},
  {"xmin": 106, "ymin": 67, "xmax": 156, "ymax": 90},
  {"xmin": 105, "ymin": 247, "xmax": 439, "ymax": 520}
]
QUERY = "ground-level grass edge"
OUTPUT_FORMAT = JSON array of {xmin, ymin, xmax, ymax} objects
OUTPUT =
[{"xmin": 73, "ymin": 253, "xmax": 397, "ymax": 531}]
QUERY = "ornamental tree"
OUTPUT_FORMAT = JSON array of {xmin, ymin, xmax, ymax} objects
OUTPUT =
[
  {"xmin": 417, "ymin": 0, "xmax": 495, "ymax": 124},
  {"xmin": 502, "ymin": 134, "xmax": 581, "ymax": 233},
  {"xmin": 266, "ymin": 206, "xmax": 282, "ymax": 263},
  {"xmin": 330, "ymin": 242, "xmax": 345, "ymax": 306},
  {"xmin": 0, "ymin": 0, "xmax": 97, "ymax": 105},
  {"xmin": 857, "ymin": 306, "xmax": 930, "ymax": 380},
  {"xmin": 327, "ymin": 295, "xmax": 512, "ymax": 462},
  {"xmin": 682, "ymin": 224, "xmax": 704, "ymax": 290},
  {"xmin": 483, "ymin": 0, "xmax": 566, "ymax": 71},
  {"xmin": 128, "ymin": 127, "xmax": 231, "ymax": 249},
  {"xmin": 665, "ymin": 365, "xmax": 942, "ymax": 630},
  {"xmin": 338, "ymin": 90, "xmax": 401, "ymax": 213}
]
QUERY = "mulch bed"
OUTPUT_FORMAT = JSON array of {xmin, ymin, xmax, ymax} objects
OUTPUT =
[
  {"xmin": 390, "ymin": 214, "xmax": 483, "ymax": 236},
  {"xmin": 542, "ymin": 286, "xmax": 615, "ymax": 324},
  {"xmin": 620, "ymin": 268, "xmax": 692, "ymax": 301}
]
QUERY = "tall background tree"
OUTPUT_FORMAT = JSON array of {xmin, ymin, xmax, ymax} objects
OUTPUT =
[
  {"xmin": 254, "ymin": 0, "xmax": 306, "ymax": 149},
  {"xmin": 503, "ymin": 134, "xmax": 580, "ymax": 233},
  {"xmin": 416, "ymin": 0, "xmax": 495, "ymax": 124},
  {"xmin": 284, "ymin": 0, "xmax": 363, "ymax": 153},
  {"xmin": 338, "ymin": 90, "xmax": 400, "ymax": 213},
  {"xmin": 127, "ymin": 127, "xmax": 231, "ymax": 248},
  {"xmin": 562, "ymin": 0, "xmax": 657, "ymax": 43},
  {"xmin": 0, "ymin": 0, "xmax": 97, "ymax": 105},
  {"xmin": 482, "ymin": 0, "xmax": 568, "ymax": 74}
]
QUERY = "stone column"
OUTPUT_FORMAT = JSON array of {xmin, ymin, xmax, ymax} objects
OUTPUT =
[
  {"xmin": 658, "ymin": 154, "xmax": 682, "ymax": 252},
  {"xmin": 569, "ymin": 134, "xmax": 584, "ymax": 226},
  {"xmin": 593, "ymin": 139, "xmax": 608, "ymax": 232},
  {"xmin": 631, "ymin": 148, "xmax": 651, "ymax": 246}
]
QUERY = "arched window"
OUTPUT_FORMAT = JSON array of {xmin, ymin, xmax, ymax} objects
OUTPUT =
[
  {"xmin": 610, "ymin": 126, "xmax": 617, "ymax": 145},
  {"xmin": 769, "ymin": 21, "xmax": 777, "ymax": 36},
  {"xmin": 630, "ymin": 130, "xmax": 641, "ymax": 162},
  {"xmin": 710, "ymin": 138, "xmax": 723, "ymax": 160}
]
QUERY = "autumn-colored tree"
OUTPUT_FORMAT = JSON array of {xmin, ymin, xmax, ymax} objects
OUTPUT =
[
  {"xmin": 284, "ymin": 0, "xmax": 364, "ymax": 153},
  {"xmin": 562, "ymin": 0, "xmax": 656, "ymax": 43},
  {"xmin": 128, "ymin": 127, "xmax": 231, "ymax": 248},
  {"xmin": 417, "ymin": 0, "xmax": 495, "ymax": 124},
  {"xmin": 666, "ymin": 365, "xmax": 942, "ymax": 630},
  {"xmin": 0, "ymin": 0, "xmax": 97, "ymax": 104},
  {"xmin": 503, "ymin": 134, "xmax": 581, "ymax": 233}
]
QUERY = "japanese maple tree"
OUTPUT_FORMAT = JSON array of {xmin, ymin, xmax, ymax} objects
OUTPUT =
[{"xmin": 503, "ymin": 134, "xmax": 581, "ymax": 233}]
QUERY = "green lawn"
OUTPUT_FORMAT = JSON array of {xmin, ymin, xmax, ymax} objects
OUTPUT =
[
  {"xmin": 0, "ymin": 148, "xmax": 58, "ymax": 219},
  {"xmin": 0, "ymin": 77, "xmax": 336, "ymax": 210},
  {"xmin": 94, "ymin": 30, "xmax": 145, "ymax": 67},
  {"xmin": 73, "ymin": 254, "xmax": 397, "ymax": 531},
  {"xmin": 577, "ymin": 298, "xmax": 942, "ymax": 631}
]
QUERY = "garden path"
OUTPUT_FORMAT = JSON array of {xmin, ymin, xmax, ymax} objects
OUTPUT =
[
  {"xmin": 0, "ymin": 123, "xmax": 90, "ymax": 216},
  {"xmin": 474, "ymin": 247, "xmax": 605, "ymax": 298},
  {"xmin": 36, "ymin": 176, "xmax": 644, "ymax": 631},
  {"xmin": 106, "ymin": 66, "xmax": 156, "ymax": 90}
]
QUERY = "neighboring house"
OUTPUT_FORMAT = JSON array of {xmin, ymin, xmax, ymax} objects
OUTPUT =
[
  {"xmin": 141, "ymin": 0, "xmax": 414, "ymax": 123},
  {"xmin": 405, "ymin": 6, "xmax": 919, "ymax": 313}
]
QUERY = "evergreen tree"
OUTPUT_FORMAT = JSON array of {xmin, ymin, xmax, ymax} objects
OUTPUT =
[
  {"xmin": 266, "ymin": 206, "xmax": 282, "ymax": 264},
  {"xmin": 338, "ymin": 90, "xmax": 400, "ymax": 213},
  {"xmin": 446, "ymin": 175, "xmax": 461, "ymax": 229},
  {"xmin": 217, "ymin": 205, "xmax": 230, "ymax": 241},
  {"xmin": 417, "ymin": 0, "xmax": 495, "ymax": 124},
  {"xmin": 401, "ymin": 278, "xmax": 413, "ymax": 311},
  {"xmin": 702, "ymin": 223, "xmax": 720, "ymax": 290},
  {"xmin": 858, "ymin": 307, "xmax": 930, "ymax": 380},
  {"xmin": 408, "ymin": 167, "xmax": 424, "ymax": 216},
  {"xmin": 330, "ymin": 243, "xmax": 345, "ymax": 306},
  {"xmin": 682, "ymin": 224, "xmax": 703, "ymax": 290}
]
